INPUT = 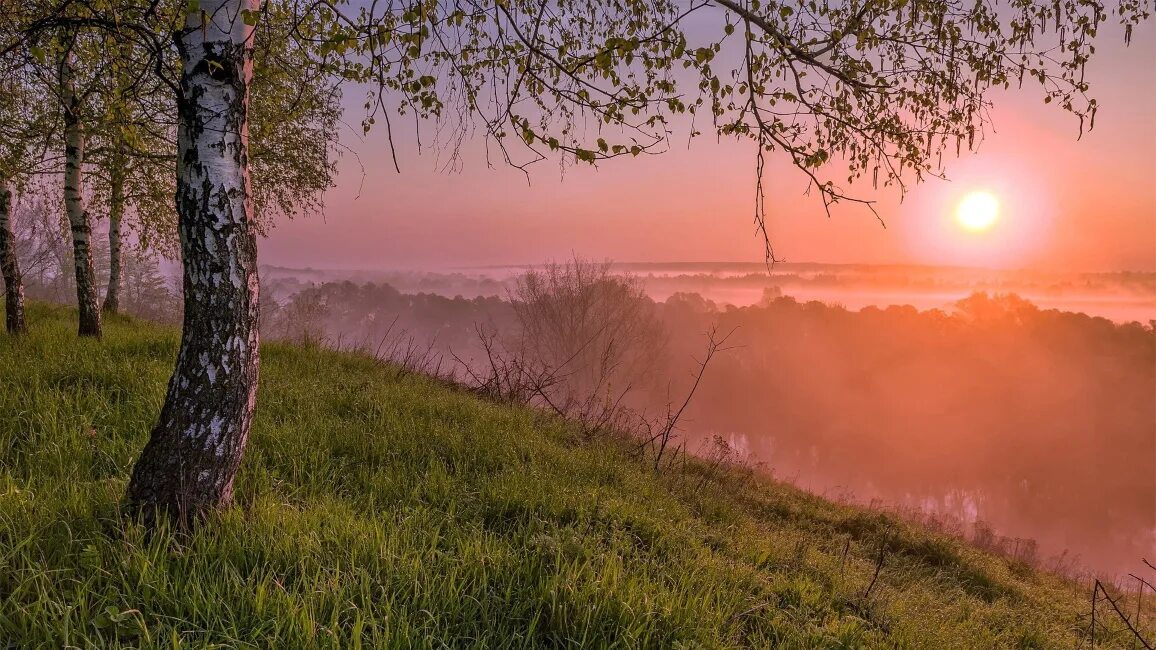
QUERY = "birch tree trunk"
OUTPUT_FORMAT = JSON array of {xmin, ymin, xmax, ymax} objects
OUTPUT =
[
  {"xmin": 125, "ymin": 0, "xmax": 262, "ymax": 525},
  {"xmin": 0, "ymin": 182, "xmax": 26, "ymax": 335},
  {"xmin": 61, "ymin": 50, "xmax": 102, "ymax": 338},
  {"xmin": 103, "ymin": 144, "xmax": 125, "ymax": 314}
]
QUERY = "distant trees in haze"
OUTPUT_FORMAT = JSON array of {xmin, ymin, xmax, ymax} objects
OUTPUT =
[
  {"xmin": 3, "ymin": 0, "xmax": 1151, "ymax": 526},
  {"xmin": 664, "ymin": 291, "xmax": 1155, "ymax": 573},
  {"xmin": 267, "ymin": 277, "xmax": 1155, "ymax": 574}
]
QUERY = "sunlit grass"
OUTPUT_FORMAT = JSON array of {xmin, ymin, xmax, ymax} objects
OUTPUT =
[{"xmin": 0, "ymin": 303, "xmax": 1129, "ymax": 647}]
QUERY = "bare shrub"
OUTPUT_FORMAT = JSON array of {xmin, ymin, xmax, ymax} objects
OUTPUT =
[
  {"xmin": 369, "ymin": 315, "xmax": 452, "ymax": 380},
  {"xmin": 638, "ymin": 325, "xmax": 737, "ymax": 470},
  {"xmin": 455, "ymin": 320, "xmax": 649, "ymax": 439},
  {"xmin": 454, "ymin": 258, "xmax": 733, "ymax": 455},
  {"xmin": 510, "ymin": 257, "xmax": 666, "ymax": 411},
  {"xmin": 453, "ymin": 257, "xmax": 669, "ymax": 440}
]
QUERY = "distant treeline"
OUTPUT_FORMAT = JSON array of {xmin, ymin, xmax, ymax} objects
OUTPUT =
[
  {"xmin": 260, "ymin": 263, "xmax": 1156, "ymax": 301},
  {"xmin": 640, "ymin": 269, "xmax": 1156, "ymax": 296}
]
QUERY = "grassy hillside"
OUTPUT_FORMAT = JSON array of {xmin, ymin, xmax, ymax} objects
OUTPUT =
[{"xmin": 0, "ymin": 304, "xmax": 1122, "ymax": 648}]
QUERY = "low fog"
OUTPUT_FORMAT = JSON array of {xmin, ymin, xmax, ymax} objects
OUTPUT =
[
  {"xmin": 16, "ymin": 194, "xmax": 1156, "ymax": 578},
  {"xmin": 250, "ymin": 259, "xmax": 1156, "ymax": 579}
]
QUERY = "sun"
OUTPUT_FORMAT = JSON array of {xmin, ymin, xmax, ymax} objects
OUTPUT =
[{"xmin": 956, "ymin": 191, "xmax": 1000, "ymax": 232}]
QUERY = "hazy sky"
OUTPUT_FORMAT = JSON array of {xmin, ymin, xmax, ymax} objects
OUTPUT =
[{"xmin": 262, "ymin": 14, "xmax": 1156, "ymax": 272}]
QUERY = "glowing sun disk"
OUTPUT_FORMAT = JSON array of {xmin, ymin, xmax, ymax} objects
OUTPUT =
[{"xmin": 956, "ymin": 191, "xmax": 1000, "ymax": 232}]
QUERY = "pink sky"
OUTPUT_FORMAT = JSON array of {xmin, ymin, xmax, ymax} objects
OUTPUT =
[{"xmin": 262, "ymin": 18, "xmax": 1156, "ymax": 272}]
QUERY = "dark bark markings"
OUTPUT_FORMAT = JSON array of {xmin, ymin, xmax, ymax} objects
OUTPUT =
[
  {"xmin": 0, "ymin": 183, "xmax": 26, "ymax": 334},
  {"xmin": 61, "ymin": 49, "xmax": 102, "ymax": 338},
  {"xmin": 103, "ymin": 143, "xmax": 125, "ymax": 314},
  {"xmin": 125, "ymin": 0, "xmax": 261, "ymax": 525}
]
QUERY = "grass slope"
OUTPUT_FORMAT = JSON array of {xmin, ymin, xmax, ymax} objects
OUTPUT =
[{"xmin": 0, "ymin": 304, "xmax": 1108, "ymax": 648}]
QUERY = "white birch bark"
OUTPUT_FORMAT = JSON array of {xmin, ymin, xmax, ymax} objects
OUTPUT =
[
  {"xmin": 0, "ymin": 181, "xmax": 25, "ymax": 334},
  {"xmin": 103, "ymin": 143, "xmax": 125, "ymax": 314},
  {"xmin": 126, "ymin": 0, "xmax": 262, "ymax": 523},
  {"xmin": 61, "ymin": 49, "xmax": 102, "ymax": 337}
]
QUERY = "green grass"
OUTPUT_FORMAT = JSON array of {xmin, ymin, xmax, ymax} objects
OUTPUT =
[{"xmin": 0, "ymin": 303, "xmax": 1125, "ymax": 648}]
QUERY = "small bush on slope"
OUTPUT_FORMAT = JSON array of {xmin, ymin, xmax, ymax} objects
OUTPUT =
[{"xmin": 0, "ymin": 304, "xmax": 1134, "ymax": 648}]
